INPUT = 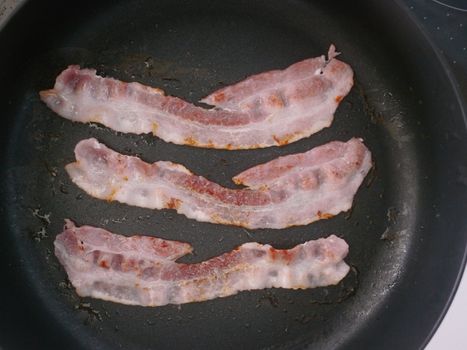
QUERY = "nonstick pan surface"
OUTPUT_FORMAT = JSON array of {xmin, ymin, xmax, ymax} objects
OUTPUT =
[{"xmin": 0, "ymin": 1, "xmax": 466, "ymax": 349}]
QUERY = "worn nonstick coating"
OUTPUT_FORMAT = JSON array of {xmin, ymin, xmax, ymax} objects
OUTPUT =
[{"xmin": 0, "ymin": 0, "xmax": 466, "ymax": 349}]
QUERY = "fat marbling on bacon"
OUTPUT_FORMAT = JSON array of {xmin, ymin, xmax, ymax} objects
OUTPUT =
[
  {"xmin": 54, "ymin": 220, "xmax": 350, "ymax": 306},
  {"xmin": 65, "ymin": 138, "xmax": 372, "ymax": 229},
  {"xmin": 40, "ymin": 45, "xmax": 353, "ymax": 149}
]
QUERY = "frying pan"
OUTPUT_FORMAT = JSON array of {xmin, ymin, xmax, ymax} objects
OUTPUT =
[{"xmin": 0, "ymin": 0, "xmax": 466, "ymax": 349}]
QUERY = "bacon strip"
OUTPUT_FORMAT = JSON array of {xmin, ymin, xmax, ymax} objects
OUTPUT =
[
  {"xmin": 201, "ymin": 45, "xmax": 343, "ymax": 111},
  {"xmin": 40, "ymin": 46, "xmax": 353, "ymax": 149},
  {"xmin": 65, "ymin": 138, "xmax": 372, "ymax": 229},
  {"xmin": 54, "ymin": 221, "xmax": 350, "ymax": 306}
]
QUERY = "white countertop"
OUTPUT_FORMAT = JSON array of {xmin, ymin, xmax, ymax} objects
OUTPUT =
[{"xmin": 426, "ymin": 266, "xmax": 467, "ymax": 350}]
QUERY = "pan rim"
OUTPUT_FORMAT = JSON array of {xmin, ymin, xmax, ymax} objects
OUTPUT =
[
  {"xmin": 391, "ymin": 0, "xmax": 467, "ymax": 348},
  {"xmin": 0, "ymin": 0, "xmax": 27, "ymax": 32}
]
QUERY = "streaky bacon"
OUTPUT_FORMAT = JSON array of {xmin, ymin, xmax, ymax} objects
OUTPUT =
[
  {"xmin": 54, "ymin": 220, "xmax": 350, "ymax": 306},
  {"xmin": 40, "ymin": 45, "xmax": 353, "ymax": 149},
  {"xmin": 201, "ymin": 45, "xmax": 343, "ymax": 111},
  {"xmin": 65, "ymin": 137, "xmax": 372, "ymax": 229}
]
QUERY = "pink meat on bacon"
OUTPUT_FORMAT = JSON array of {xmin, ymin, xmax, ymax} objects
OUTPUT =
[
  {"xmin": 65, "ymin": 137, "xmax": 372, "ymax": 229},
  {"xmin": 54, "ymin": 220, "xmax": 350, "ymax": 306},
  {"xmin": 40, "ymin": 45, "xmax": 353, "ymax": 149}
]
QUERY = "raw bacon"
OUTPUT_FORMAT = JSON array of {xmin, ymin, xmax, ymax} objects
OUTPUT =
[
  {"xmin": 40, "ymin": 46, "xmax": 353, "ymax": 149},
  {"xmin": 54, "ymin": 220, "xmax": 350, "ymax": 306},
  {"xmin": 65, "ymin": 138, "xmax": 371, "ymax": 229}
]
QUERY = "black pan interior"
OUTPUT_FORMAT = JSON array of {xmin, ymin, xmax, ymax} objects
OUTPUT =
[{"xmin": 0, "ymin": 1, "xmax": 466, "ymax": 349}]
